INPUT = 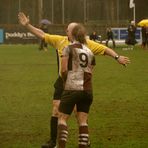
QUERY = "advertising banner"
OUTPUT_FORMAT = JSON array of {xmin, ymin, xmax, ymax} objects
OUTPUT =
[
  {"xmin": 0, "ymin": 29, "xmax": 4, "ymax": 43},
  {"xmin": 4, "ymin": 29, "xmax": 38, "ymax": 44},
  {"xmin": 112, "ymin": 28, "xmax": 141, "ymax": 41}
]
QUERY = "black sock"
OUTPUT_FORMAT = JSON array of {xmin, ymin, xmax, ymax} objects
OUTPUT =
[{"xmin": 50, "ymin": 116, "xmax": 58, "ymax": 143}]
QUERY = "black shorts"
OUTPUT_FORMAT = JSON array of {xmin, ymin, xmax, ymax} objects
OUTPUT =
[
  {"xmin": 53, "ymin": 76, "xmax": 64, "ymax": 100},
  {"xmin": 59, "ymin": 90, "xmax": 93, "ymax": 115}
]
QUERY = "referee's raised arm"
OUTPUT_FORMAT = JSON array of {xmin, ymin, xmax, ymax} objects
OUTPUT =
[{"xmin": 18, "ymin": 12, "xmax": 45, "ymax": 39}]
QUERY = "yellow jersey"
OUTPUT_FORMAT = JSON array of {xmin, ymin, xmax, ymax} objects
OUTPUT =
[{"xmin": 44, "ymin": 33, "xmax": 107, "ymax": 74}]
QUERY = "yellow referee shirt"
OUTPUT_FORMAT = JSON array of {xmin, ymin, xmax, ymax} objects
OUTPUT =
[{"xmin": 44, "ymin": 33, "xmax": 107, "ymax": 73}]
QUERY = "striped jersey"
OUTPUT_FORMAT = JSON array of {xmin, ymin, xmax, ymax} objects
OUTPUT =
[
  {"xmin": 62, "ymin": 43, "xmax": 96, "ymax": 91},
  {"xmin": 44, "ymin": 34, "xmax": 106, "ymax": 75}
]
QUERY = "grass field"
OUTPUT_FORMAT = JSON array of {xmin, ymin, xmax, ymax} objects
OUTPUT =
[{"xmin": 0, "ymin": 44, "xmax": 147, "ymax": 148}]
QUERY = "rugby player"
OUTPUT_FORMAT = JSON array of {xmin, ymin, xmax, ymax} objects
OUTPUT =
[
  {"xmin": 58, "ymin": 23, "xmax": 95, "ymax": 148},
  {"xmin": 18, "ymin": 12, "xmax": 130, "ymax": 148}
]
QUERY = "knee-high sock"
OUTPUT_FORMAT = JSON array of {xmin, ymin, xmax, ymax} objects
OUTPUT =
[
  {"xmin": 50, "ymin": 116, "xmax": 58, "ymax": 143},
  {"xmin": 79, "ymin": 125, "xmax": 89, "ymax": 148},
  {"xmin": 58, "ymin": 124, "xmax": 68, "ymax": 148}
]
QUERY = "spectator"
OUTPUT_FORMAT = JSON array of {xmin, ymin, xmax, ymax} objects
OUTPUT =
[
  {"xmin": 89, "ymin": 31, "xmax": 100, "ymax": 42},
  {"xmin": 125, "ymin": 21, "xmax": 137, "ymax": 49},
  {"xmin": 106, "ymin": 27, "xmax": 116, "ymax": 48},
  {"xmin": 141, "ymin": 26, "xmax": 148, "ymax": 49},
  {"xmin": 39, "ymin": 23, "xmax": 48, "ymax": 51}
]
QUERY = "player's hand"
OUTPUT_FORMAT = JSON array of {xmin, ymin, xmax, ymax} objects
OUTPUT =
[
  {"xmin": 117, "ymin": 56, "xmax": 130, "ymax": 67},
  {"xmin": 18, "ymin": 12, "xmax": 29, "ymax": 26}
]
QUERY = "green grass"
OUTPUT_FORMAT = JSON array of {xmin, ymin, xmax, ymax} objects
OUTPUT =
[{"xmin": 0, "ymin": 44, "xmax": 147, "ymax": 148}]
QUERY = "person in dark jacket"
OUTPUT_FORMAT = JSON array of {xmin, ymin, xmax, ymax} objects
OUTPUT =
[
  {"xmin": 141, "ymin": 26, "xmax": 148, "ymax": 49},
  {"xmin": 125, "ymin": 21, "xmax": 137, "ymax": 49},
  {"xmin": 106, "ymin": 27, "xmax": 116, "ymax": 48},
  {"xmin": 39, "ymin": 23, "xmax": 48, "ymax": 51},
  {"xmin": 89, "ymin": 31, "xmax": 99, "ymax": 41}
]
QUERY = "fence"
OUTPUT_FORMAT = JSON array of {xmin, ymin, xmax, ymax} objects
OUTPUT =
[
  {"xmin": 0, "ymin": 0, "xmax": 147, "ymax": 25},
  {"xmin": 0, "ymin": 0, "xmax": 147, "ymax": 44}
]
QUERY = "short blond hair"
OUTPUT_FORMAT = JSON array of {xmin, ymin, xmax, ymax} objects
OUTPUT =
[{"xmin": 71, "ymin": 23, "xmax": 86, "ymax": 44}]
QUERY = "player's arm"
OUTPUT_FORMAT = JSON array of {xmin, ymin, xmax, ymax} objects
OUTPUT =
[
  {"xmin": 104, "ymin": 47, "xmax": 130, "ymax": 66},
  {"xmin": 61, "ymin": 56, "xmax": 68, "ymax": 81},
  {"xmin": 18, "ymin": 12, "xmax": 44, "ymax": 39},
  {"xmin": 61, "ymin": 47, "xmax": 69, "ymax": 82}
]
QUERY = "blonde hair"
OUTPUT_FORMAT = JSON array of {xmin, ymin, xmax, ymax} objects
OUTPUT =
[{"xmin": 71, "ymin": 23, "xmax": 86, "ymax": 44}]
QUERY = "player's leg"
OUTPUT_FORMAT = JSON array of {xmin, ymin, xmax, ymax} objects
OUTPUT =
[
  {"xmin": 41, "ymin": 100, "xmax": 60, "ymax": 148},
  {"xmin": 42, "ymin": 77, "xmax": 63, "ymax": 148},
  {"xmin": 76, "ymin": 91, "xmax": 93, "ymax": 148},
  {"xmin": 77, "ymin": 112, "xmax": 89, "ymax": 148},
  {"xmin": 58, "ymin": 113, "xmax": 69, "ymax": 148},
  {"xmin": 73, "ymin": 106, "xmax": 91, "ymax": 147},
  {"xmin": 58, "ymin": 90, "xmax": 75, "ymax": 148}
]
